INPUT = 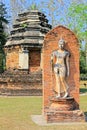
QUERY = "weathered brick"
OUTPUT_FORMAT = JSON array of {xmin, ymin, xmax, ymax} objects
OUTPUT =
[{"xmin": 43, "ymin": 25, "xmax": 85, "ymax": 122}]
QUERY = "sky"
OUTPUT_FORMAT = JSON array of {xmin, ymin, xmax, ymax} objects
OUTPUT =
[
  {"xmin": 1, "ymin": 0, "xmax": 87, "ymax": 47},
  {"xmin": 1, "ymin": 0, "xmax": 87, "ymax": 27},
  {"xmin": 1, "ymin": 0, "xmax": 73, "ymax": 27}
]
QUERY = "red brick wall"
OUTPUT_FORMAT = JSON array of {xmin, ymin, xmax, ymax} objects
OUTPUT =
[
  {"xmin": 0, "ymin": 72, "xmax": 42, "ymax": 96},
  {"xmin": 43, "ymin": 25, "xmax": 80, "ymax": 110},
  {"xmin": 5, "ymin": 46, "xmax": 19, "ymax": 69},
  {"xmin": 5, "ymin": 47, "xmax": 41, "ymax": 72},
  {"xmin": 29, "ymin": 50, "xmax": 41, "ymax": 72}
]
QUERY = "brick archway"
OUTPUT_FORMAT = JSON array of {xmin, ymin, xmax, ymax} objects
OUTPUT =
[{"xmin": 43, "ymin": 25, "xmax": 80, "ymax": 110}]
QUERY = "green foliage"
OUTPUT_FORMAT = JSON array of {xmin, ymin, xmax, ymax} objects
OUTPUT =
[
  {"xmin": 0, "ymin": 2, "xmax": 8, "ymax": 46},
  {"xmin": 66, "ymin": 3, "xmax": 87, "ymax": 41},
  {"xmin": 85, "ymin": 42, "xmax": 87, "ymax": 66},
  {"xmin": 29, "ymin": 3, "xmax": 38, "ymax": 10},
  {"xmin": 0, "ymin": 2, "xmax": 8, "ymax": 72},
  {"xmin": 80, "ymin": 73, "xmax": 87, "ymax": 80},
  {"xmin": 66, "ymin": 2, "xmax": 87, "ymax": 74},
  {"xmin": 0, "ymin": 53, "xmax": 5, "ymax": 73},
  {"xmin": 80, "ymin": 49, "xmax": 86, "ymax": 73},
  {"xmin": 20, "ymin": 23, "xmax": 28, "ymax": 28}
]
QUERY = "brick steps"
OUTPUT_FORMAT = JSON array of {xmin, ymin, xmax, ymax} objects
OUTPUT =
[
  {"xmin": 0, "ymin": 71, "xmax": 42, "ymax": 96},
  {"xmin": 0, "ymin": 88, "xmax": 42, "ymax": 96}
]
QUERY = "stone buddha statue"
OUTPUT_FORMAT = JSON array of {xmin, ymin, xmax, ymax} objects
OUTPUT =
[{"xmin": 51, "ymin": 38, "xmax": 70, "ymax": 98}]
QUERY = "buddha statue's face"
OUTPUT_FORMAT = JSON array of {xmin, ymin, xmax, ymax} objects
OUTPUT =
[{"xmin": 58, "ymin": 39, "xmax": 65, "ymax": 50}]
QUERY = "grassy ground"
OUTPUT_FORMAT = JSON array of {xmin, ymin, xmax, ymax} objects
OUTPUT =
[
  {"xmin": 0, "ymin": 95, "xmax": 87, "ymax": 130},
  {"xmin": 0, "ymin": 80, "xmax": 87, "ymax": 130}
]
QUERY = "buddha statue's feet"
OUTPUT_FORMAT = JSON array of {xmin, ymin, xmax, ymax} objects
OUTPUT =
[
  {"xmin": 62, "ymin": 92, "xmax": 68, "ymax": 98},
  {"xmin": 56, "ymin": 95, "xmax": 61, "ymax": 98}
]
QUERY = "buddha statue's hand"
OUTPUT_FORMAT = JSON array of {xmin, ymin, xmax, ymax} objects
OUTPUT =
[{"xmin": 67, "ymin": 71, "xmax": 69, "ymax": 77}]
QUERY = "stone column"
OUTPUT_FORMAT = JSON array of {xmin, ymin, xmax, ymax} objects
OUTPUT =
[{"xmin": 19, "ymin": 48, "xmax": 29, "ymax": 70}]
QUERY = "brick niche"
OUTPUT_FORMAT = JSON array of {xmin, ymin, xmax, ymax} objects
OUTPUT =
[{"xmin": 43, "ymin": 25, "xmax": 85, "ymax": 122}]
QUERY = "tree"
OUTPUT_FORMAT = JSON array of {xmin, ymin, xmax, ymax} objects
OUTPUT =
[
  {"xmin": 10, "ymin": 0, "xmax": 26, "ymax": 23},
  {"xmin": 85, "ymin": 42, "xmax": 87, "ymax": 68},
  {"xmin": 80, "ymin": 49, "xmax": 86, "ymax": 73},
  {"xmin": 0, "ymin": 2, "xmax": 8, "ymax": 72},
  {"xmin": 0, "ymin": 2, "xmax": 8, "ymax": 46},
  {"xmin": 66, "ymin": 3, "xmax": 87, "ymax": 41},
  {"xmin": 39, "ymin": 0, "xmax": 65, "ymax": 27},
  {"xmin": 64, "ymin": 2, "xmax": 87, "ymax": 74},
  {"xmin": 38, "ymin": 0, "xmax": 84, "ymax": 27}
]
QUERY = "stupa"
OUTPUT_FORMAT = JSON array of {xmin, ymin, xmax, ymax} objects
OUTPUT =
[
  {"xmin": 4, "ymin": 10, "xmax": 52, "ymax": 72},
  {"xmin": 0, "ymin": 10, "xmax": 52, "ymax": 96}
]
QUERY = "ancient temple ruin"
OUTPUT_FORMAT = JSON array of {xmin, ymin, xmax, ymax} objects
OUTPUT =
[
  {"xmin": 4, "ymin": 10, "xmax": 52, "ymax": 72},
  {"xmin": 0, "ymin": 10, "xmax": 52, "ymax": 96}
]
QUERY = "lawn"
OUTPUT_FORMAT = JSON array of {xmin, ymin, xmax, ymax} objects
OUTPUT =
[{"xmin": 0, "ymin": 95, "xmax": 87, "ymax": 130}]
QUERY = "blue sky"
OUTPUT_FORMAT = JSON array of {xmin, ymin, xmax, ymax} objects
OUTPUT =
[
  {"xmin": 2, "ymin": 0, "xmax": 87, "ymax": 26},
  {"xmin": 0, "ymin": 0, "xmax": 87, "ymax": 47},
  {"xmin": 1, "ymin": 0, "xmax": 87, "ymax": 45}
]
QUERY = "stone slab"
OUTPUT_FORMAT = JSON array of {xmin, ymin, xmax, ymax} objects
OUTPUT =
[{"xmin": 31, "ymin": 115, "xmax": 87, "ymax": 126}]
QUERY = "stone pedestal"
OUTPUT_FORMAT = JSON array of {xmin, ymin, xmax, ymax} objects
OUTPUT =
[
  {"xmin": 45, "ymin": 97, "xmax": 85, "ymax": 123},
  {"xmin": 50, "ymin": 97, "xmax": 76, "ymax": 111}
]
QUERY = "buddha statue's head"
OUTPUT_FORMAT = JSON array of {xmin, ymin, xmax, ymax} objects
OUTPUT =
[{"xmin": 58, "ymin": 38, "xmax": 66, "ymax": 49}]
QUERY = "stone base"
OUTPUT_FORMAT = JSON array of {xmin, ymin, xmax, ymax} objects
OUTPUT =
[
  {"xmin": 45, "ymin": 110, "xmax": 85, "ymax": 123},
  {"xmin": 32, "ymin": 115, "xmax": 87, "ymax": 126},
  {"xmin": 44, "ymin": 97, "xmax": 85, "ymax": 123},
  {"xmin": 49, "ymin": 96, "xmax": 77, "ymax": 111}
]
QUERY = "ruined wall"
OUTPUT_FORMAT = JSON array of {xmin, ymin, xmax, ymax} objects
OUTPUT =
[
  {"xmin": 5, "ymin": 46, "xmax": 42, "ymax": 72},
  {"xmin": 0, "ymin": 71, "xmax": 42, "ymax": 96},
  {"xmin": 29, "ymin": 50, "xmax": 41, "ymax": 72},
  {"xmin": 5, "ymin": 46, "xmax": 19, "ymax": 69}
]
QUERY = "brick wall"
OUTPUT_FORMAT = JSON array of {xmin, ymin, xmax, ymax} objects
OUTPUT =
[
  {"xmin": 29, "ymin": 50, "xmax": 41, "ymax": 72},
  {"xmin": 5, "ymin": 47, "xmax": 41, "ymax": 72},
  {"xmin": 43, "ymin": 25, "xmax": 80, "ymax": 110},
  {"xmin": 5, "ymin": 46, "xmax": 19, "ymax": 69},
  {"xmin": 0, "ymin": 71, "xmax": 42, "ymax": 96}
]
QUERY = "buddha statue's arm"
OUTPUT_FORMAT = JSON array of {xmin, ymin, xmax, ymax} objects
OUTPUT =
[
  {"xmin": 51, "ymin": 53, "xmax": 54, "ymax": 72},
  {"xmin": 66, "ymin": 54, "xmax": 70, "ymax": 77}
]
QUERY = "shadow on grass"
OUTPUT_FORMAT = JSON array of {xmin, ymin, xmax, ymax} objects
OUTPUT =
[{"xmin": 80, "ymin": 88, "xmax": 87, "ymax": 94}]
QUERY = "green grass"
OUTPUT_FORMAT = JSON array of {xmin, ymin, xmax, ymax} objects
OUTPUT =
[
  {"xmin": 0, "ymin": 96, "xmax": 42, "ymax": 130},
  {"xmin": 0, "ymin": 96, "xmax": 87, "ymax": 130}
]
